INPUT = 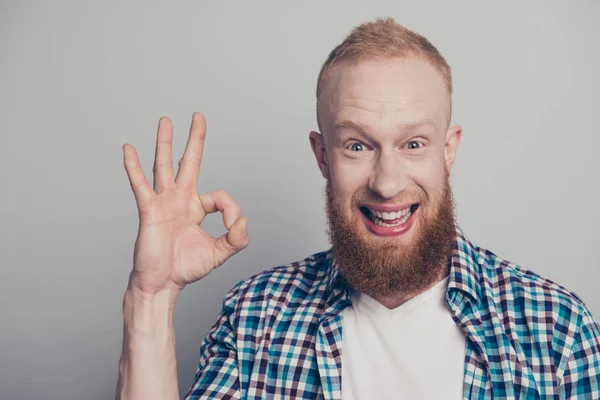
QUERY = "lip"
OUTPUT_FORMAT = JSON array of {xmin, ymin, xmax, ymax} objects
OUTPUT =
[
  {"xmin": 359, "ymin": 201, "xmax": 419, "ymax": 213},
  {"xmin": 359, "ymin": 204, "xmax": 418, "ymax": 237}
]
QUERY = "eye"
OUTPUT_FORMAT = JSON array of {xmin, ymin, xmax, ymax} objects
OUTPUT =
[
  {"xmin": 347, "ymin": 142, "xmax": 365, "ymax": 152},
  {"xmin": 405, "ymin": 140, "xmax": 423, "ymax": 150}
]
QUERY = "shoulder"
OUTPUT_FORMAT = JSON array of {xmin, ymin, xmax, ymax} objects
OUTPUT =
[
  {"xmin": 476, "ymin": 245, "xmax": 596, "ymax": 344},
  {"xmin": 222, "ymin": 249, "xmax": 334, "ymax": 309},
  {"xmin": 478, "ymin": 246, "xmax": 587, "ymax": 314},
  {"xmin": 475, "ymin": 245, "xmax": 600, "ymax": 375}
]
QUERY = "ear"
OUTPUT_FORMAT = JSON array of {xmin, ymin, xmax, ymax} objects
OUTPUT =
[
  {"xmin": 444, "ymin": 125, "xmax": 462, "ymax": 171},
  {"xmin": 309, "ymin": 131, "xmax": 329, "ymax": 179}
]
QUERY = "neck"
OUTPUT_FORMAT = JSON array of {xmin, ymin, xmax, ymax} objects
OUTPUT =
[{"xmin": 369, "ymin": 270, "xmax": 449, "ymax": 309}]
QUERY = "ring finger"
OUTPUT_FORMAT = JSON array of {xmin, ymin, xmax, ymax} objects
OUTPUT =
[{"xmin": 153, "ymin": 117, "xmax": 175, "ymax": 192}]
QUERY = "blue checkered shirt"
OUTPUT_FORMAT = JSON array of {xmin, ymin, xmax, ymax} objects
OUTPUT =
[{"xmin": 185, "ymin": 226, "xmax": 600, "ymax": 399}]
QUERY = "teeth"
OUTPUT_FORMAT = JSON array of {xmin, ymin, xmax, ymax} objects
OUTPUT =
[
  {"xmin": 369, "ymin": 206, "xmax": 411, "ymax": 221},
  {"xmin": 369, "ymin": 209, "xmax": 412, "ymax": 227}
]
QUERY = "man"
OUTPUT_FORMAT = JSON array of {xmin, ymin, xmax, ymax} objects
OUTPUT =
[{"xmin": 117, "ymin": 18, "xmax": 600, "ymax": 399}]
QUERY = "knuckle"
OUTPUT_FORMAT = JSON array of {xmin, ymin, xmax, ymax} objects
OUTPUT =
[
  {"xmin": 179, "ymin": 156, "xmax": 201, "ymax": 167},
  {"xmin": 189, "ymin": 157, "xmax": 201, "ymax": 166},
  {"xmin": 154, "ymin": 162, "xmax": 173, "ymax": 169},
  {"xmin": 132, "ymin": 180, "xmax": 146, "ymax": 189},
  {"xmin": 157, "ymin": 135, "xmax": 172, "ymax": 145},
  {"xmin": 175, "ymin": 182, "xmax": 196, "ymax": 191}
]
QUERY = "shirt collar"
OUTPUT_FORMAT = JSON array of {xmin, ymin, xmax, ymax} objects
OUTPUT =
[
  {"xmin": 322, "ymin": 250, "xmax": 352, "ymax": 315},
  {"xmin": 324, "ymin": 224, "xmax": 483, "ymax": 308},
  {"xmin": 447, "ymin": 225, "xmax": 483, "ymax": 306}
]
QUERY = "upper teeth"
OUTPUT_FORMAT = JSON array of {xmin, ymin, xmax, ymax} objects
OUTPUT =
[{"xmin": 369, "ymin": 207, "xmax": 411, "ymax": 220}]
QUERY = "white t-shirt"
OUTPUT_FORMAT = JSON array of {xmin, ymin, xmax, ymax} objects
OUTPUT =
[{"xmin": 341, "ymin": 277, "xmax": 466, "ymax": 399}]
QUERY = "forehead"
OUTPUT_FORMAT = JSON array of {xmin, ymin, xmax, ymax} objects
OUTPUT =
[{"xmin": 319, "ymin": 57, "xmax": 449, "ymax": 133}]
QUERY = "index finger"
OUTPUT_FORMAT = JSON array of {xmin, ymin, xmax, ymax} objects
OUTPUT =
[
  {"xmin": 175, "ymin": 112, "xmax": 206, "ymax": 189},
  {"xmin": 198, "ymin": 189, "xmax": 241, "ymax": 230}
]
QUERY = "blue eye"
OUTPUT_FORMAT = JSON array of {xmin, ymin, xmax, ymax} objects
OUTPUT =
[
  {"xmin": 406, "ymin": 141, "xmax": 422, "ymax": 150},
  {"xmin": 348, "ymin": 143, "xmax": 365, "ymax": 152}
]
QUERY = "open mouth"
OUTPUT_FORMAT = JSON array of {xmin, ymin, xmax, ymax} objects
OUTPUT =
[{"xmin": 359, "ymin": 203, "xmax": 420, "ymax": 227}]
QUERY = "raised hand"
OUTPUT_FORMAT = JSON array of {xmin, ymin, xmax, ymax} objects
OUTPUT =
[{"xmin": 122, "ymin": 112, "xmax": 248, "ymax": 296}]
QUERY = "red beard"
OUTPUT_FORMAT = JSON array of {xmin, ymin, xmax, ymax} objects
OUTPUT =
[{"xmin": 325, "ymin": 174, "xmax": 456, "ymax": 300}]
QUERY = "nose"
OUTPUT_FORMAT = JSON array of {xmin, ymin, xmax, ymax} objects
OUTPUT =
[{"xmin": 368, "ymin": 149, "xmax": 408, "ymax": 200}]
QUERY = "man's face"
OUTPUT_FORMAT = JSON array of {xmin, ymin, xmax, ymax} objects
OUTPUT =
[{"xmin": 310, "ymin": 56, "xmax": 462, "ymax": 299}]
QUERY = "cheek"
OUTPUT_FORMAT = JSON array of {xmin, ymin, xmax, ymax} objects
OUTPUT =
[
  {"xmin": 408, "ymin": 156, "xmax": 447, "ymax": 199},
  {"xmin": 329, "ymin": 156, "xmax": 371, "ymax": 203}
]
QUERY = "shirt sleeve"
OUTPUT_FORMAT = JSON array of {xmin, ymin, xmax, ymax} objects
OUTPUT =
[
  {"xmin": 560, "ymin": 306, "xmax": 600, "ymax": 399},
  {"xmin": 184, "ymin": 284, "xmax": 243, "ymax": 400}
]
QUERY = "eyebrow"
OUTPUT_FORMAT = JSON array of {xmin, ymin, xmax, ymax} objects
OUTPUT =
[{"xmin": 332, "ymin": 118, "xmax": 437, "ymax": 136}]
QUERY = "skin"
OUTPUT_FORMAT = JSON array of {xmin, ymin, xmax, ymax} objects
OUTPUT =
[{"xmin": 310, "ymin": 56, "xmax": 463, "ymax": 308}]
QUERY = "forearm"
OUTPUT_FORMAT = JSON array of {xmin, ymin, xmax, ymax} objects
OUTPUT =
[{"xmin": 116, "ymin": 284, "xmax": 181, "ymax": 400}]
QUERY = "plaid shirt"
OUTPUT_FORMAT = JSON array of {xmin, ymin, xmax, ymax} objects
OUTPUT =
[{"xmin": 185, "ymin": 226, "xmax": 600, "ymax": 399}]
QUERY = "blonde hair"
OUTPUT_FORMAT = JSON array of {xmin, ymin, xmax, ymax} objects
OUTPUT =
[{"xmin": 316, "ymin": 17, "xmax": 452, "ymax": 126}]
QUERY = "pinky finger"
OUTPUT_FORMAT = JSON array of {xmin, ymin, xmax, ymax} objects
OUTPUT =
[{"xmin": 123, "ymin": 144, "xmax": 156, "ymax": 210}]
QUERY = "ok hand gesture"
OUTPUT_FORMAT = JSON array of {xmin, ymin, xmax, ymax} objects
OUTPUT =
[{"xmin": 122, "ymin": 113, "xmax": 248, "ymax": 296}]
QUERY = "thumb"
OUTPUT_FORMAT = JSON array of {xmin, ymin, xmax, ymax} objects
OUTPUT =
[{"xmin": 214, "ymin": 217, "xmax": 249, "ymax": 266}]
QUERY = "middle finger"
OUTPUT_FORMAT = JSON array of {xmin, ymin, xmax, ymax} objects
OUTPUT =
[{"xmin": 175, "ymin": 112, "xmax": 206, "ymax": 190}]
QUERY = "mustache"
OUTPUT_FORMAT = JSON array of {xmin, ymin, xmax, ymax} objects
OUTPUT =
[{"xmin": 349, "ymin": 189, "xmax": 428, "ymax": 207}]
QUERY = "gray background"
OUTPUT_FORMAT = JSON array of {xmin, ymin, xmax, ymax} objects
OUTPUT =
[{"xmin": 1, "ymin": 1, "xmax": 599, "ymax": 399}]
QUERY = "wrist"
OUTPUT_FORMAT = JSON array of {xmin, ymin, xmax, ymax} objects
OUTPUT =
[
  {"xmin": 122, "ymin": 283, "xmax": 181, "ymax": 339},
  {"xmin": 126, "ymin": 280, "xmax": 182, "ymax": 306}
]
